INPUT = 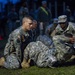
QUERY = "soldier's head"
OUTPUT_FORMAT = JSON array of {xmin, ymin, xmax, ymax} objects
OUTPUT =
[
  {"xmin": 58, "ymin": 15, "xmax": 68, "ymax": 29},
  {"xmin": 22, "ymin": 16, "xmax": 33, "ymax": 31},
  {"xmin": 53, "ymin": 18, "xmax": 58, "ymax": 25},
  {"xmin": 42, "ymin": 1, "xmax": 47, "ymax": 8},
  {"xmin": 31, "ymin": 20, "xmax": 37, "ymax": 29}
]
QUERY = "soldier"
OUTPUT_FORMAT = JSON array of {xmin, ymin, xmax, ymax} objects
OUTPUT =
[
  {"xmin": 37, "ymin": 1, "xmax": 52, "ymax": 35},
  {"xmin": 53, "ymin": 15, "xmax": 75, "ymax": 63},
  {"xmin": 0, "ymin": 16, "xmax": 35, "ymax": 69},
  {"xmin": 21, "ymin": 41, "xmax": 57, "ymax": 68},
  {"xmin": 45, "ymin": 18, "xmax": 58, "ymax": 37}
]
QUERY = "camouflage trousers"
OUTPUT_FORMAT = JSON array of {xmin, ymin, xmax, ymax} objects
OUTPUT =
[
  {"xmin": 24, "ymin": 41, "xmax": 57, "ymax": 68},
  {"xmin": 53, "ymin": 35, "xmax": 75, "ymax": 62},
  {"xmin": 3, "ymin": 54, "xmax": 20, "ymax": 69}
]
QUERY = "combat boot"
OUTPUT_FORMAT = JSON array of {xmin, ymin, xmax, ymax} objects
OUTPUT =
[
  {"xmin": 0, "ymin": 57, "xmax": 5, "ymax": 67},
  {"xmin": 21, "ymin": 59, "xmax": 30, "ymax": 68}
]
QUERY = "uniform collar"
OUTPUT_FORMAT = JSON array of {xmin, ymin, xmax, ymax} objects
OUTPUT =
[
  {"xmin": 20, "ymin": 26, "xmax": 29, "ymax": 36},
  {"xmin": 58, "ymin": 24, "xmax": 70, "ymax": 32}
]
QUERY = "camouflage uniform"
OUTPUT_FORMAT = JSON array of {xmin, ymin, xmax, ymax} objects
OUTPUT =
[
  {"xmin": 53, "ymin": 22, "xmax": 75, "ymax": 62},
  {"xmin": 3, "ymin": 26, "xmax": 31, "ymax": 69},
  {"xmin": 36, "ymin": 35, "xmax": 55, "ymax": 49},
  {"xmin": 24, "ymin": 41, "xmax": 57, "ymax": 67}
]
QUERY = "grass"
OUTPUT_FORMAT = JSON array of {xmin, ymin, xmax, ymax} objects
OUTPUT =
[
  {"xmin": 0, "ymin": 66, "xmax": 75, "ymax": 75},
  {"xmin": 0, "ymin": 39, "xmax": 75, "ymax": 75}
]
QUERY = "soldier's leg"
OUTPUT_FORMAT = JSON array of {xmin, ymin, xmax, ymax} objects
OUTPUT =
[
  {"xmin": 22, "ymin": 41, "xmax": 44, "ymax": 68},
  {"xmin": 36, "ymin": 41, "xmax": 57, "ymax": 68},
  {"xmin": 22, "ymin": 41, "xmax": 56, "ymax": 68},
  {"xmin": 36, "ymin": 49, "xmax": 57, "ymax": 68},
  {"xmin": 0, "ymin": 54, "xmax": 20, "ymax": 69}
]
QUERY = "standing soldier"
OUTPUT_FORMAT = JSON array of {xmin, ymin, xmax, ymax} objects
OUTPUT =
[
  {"xmin": 37, "ymin": 1, "xmax": 52, "ymax": 35},
  {"xmin": 0, "ymin": 16, "xmax": 36, "ymax": 69}
]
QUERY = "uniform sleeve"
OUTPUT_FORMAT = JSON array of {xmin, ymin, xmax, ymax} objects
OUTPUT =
[
  {"xmin": 13, "ymin": 35, "xmax": 22, "ymax": 61},
  {"xmin": 58, "ymin": 35, "xmax": 70, "ymax": 42},
  {"xmin": 54, "ymin": 27, "xmax": 62, "ymax": 35},
  {"xmin": 4, "ymin": 42, "xmax": 10, "ymax": 56},
  {"xmin": 4, "ymin": 34, "xmax": 12, "ymax": 56}
]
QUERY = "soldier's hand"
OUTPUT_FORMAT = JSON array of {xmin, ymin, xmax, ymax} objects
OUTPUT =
[
  {"xmin": 21, "ymin": 59, "xmax": 30, "ymax": 68},
  {"xmin": 69, "ymin": 37, "xmax": 75, "ymax": 43}
]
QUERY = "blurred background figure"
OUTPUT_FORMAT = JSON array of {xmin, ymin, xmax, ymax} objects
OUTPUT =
[
  {"xmin": 64, "ymin": 6, "xmax": 73, "ymax": 22},
  {"xmin": 4, "ymin": 0, "xmax": 14, "ymax": 16},
  {"xmin": 31, "ymin": 20, "xmax": 37, "ymax": 41},
  {"xmin": 45, "ymin": 18, "xmax": 58, "ymax": 37},
  {"xmin": 19, "ymin": 2, "xmax": 29, "ymax": 25},
  {"xmin": 7, "ymin": 7, "xmax": 18, "ymax": 34},
  {"xmin": 37, "ymin": 0, "xmax": 52, "ymax": 35}
]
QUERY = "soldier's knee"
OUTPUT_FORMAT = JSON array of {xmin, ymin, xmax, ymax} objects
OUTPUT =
[
  {"xmin": 10, "ymin": 62, "xmax": 20, "ymax": 69},
  {"xmin": 5, "ymin": 55, "xmax": 20, "ymax": 69}
]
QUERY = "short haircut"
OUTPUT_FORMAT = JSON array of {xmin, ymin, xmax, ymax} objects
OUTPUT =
[{"xmin": 22, "ymin": 15, "xmax": 33, "ymax": 24}]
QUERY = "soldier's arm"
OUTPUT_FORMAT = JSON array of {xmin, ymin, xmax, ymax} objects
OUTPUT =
[
  {"xmin": 49, "ymin": 24, "xmax": 58, "ymax": 35},
  {"xmin": 13, "ymin": 35, "xmax": 22, "ymax": 62},
  {"xmin": 53, "ymin": 27, "xmax": 71, "ymax": 42},
  {"xmin": 53, "ymin": 34, "xmax": 70, "ymax": 42},
  {"xmin": 45, "ymin": 24, "xmax": 58, "ymax": 37},
  {"xmin": 4, "ymin": 34, "xmax": 12, "ymax": 56},
  {"xmin": 59, "ymin": 35, "xmax": 71, "ymax": 42}
]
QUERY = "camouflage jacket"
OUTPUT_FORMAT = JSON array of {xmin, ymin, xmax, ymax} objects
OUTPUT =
[
  {"xmin": 53, "ymin": 22, "xmax": 75, "ymax": 61},
  {"xmin": 4, "ymin": 26, "xmax": 32, "ymax": 62},
  {"xmin": 55, "ymin": 22, "xmax": 75, "ymax": 42}
]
